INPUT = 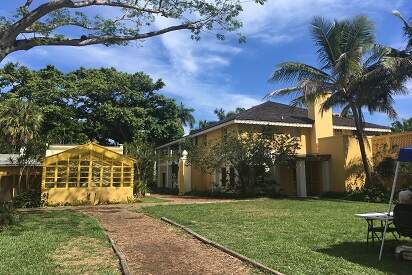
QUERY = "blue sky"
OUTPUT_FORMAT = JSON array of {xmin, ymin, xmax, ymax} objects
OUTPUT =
[{"xmin": 1, "ymin": 0, "xmax": 411, "ymax": 131}]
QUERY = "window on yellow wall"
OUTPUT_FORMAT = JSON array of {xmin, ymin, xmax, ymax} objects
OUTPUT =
[
  {"xmin": 102, "ymin": 166, "xmax": 111, "ymax": 187},
  {"xmin": 113, "ymin": 177, "xmax": 121, "ymax": 187},
  {"xmin": 67, "ymin": 161, "xmax": 78, "ymax": 187},
  {"xmin": 79, "ymin": 166, "xmax": 89, "ymax": 187},
  {"xmin": 56, "ymin": 166, "xmax": 67, "ymax": 188},
  {"xmin": 44, "ymin": 166, "xmax": 56, "ymax": 188},
  {"xmin": 229, "ymin": 167, "xmax": 235, "ymax": 186},
  {"xmin": 91, "ymin": 165, "xmax": 101, "ymax": 187},
  {"xmin": 123, "ymin": 167, "xmax": 132, "ymax": 187}
]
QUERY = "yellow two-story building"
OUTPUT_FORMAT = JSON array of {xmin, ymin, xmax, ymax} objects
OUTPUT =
[{"xmin": 156, "ymin": 99, "xmax": 390, "ymax": 197}]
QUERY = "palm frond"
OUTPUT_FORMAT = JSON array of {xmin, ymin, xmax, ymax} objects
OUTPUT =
[
  {"xmin": 264, "ymin": 86, "xmax": 301, "ymax": 100},
  {"xmin": 363, "ymin": 44, "xmax": 390, "ymax": 68},
  {"xmin": 269, "ymin": 62, "xmax": 331, "ymax": 83},
  {"xmin": 310, "ymin": 16, "xmax": 340, "ymax": 70},
  {"xmin": 340, "ymin": 104, "xmax": 353, "ymax": 117},
  {"xmin": 321, "ymin": 91, "xmax": 348, "ymax": 112},
  {"xmin": 334, "ymin": 16, "xmax": 375, "ymax": 83},
  {"xmin": 289, "ymin": 95, "xmax": 307, "ymax": 108}
]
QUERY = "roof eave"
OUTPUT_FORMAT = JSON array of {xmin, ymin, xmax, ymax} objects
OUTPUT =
[
  {"xmin": 332, "ymin": 125, "xmax": 391, "ymax": 132},
  {"xmin": 156, "ymin": 119, "xmax": 313, "ymax": 149}
]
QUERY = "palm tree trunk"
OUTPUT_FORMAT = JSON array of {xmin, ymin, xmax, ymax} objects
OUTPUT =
[{"xmin": 350, "ymin": 105, "xmax": 372, "ymax": 186}]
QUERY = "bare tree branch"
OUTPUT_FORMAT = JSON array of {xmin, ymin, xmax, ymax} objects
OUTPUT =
[
  {"xmin": 14, "ymin": 23, "xmax": 194, "ymax": 51},
  {"xmin": 11, "ymin": 0, "xmax": 74, "ymax": 38},
  {"xmin": 23, "ymin": 22, "xmax": 98, "ymax": 33},
  {"xmin": 11, "ymin": 0, "xmax": 170, "ymax": 39},
  {"xmin": 24, "ymin": 0, "xmax": 34, "ymax": 8},
  {"xmin": 0, "ymin": 0, "xmax": 247, "ymax": 61}
]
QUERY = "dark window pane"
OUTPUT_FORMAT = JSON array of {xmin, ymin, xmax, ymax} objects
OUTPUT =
[{"xmin": 221, "ymin": 167, "xmax": 227, "ymax": 186}]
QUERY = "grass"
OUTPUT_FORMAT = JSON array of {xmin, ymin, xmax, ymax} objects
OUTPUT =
[
  {"xmin": 136, "ymin": 196, "xmax": 168, "ymax": 203},
  {"xmin": 0, "ymin": 210, "xmax": 120, "ymax": 275},
  {"xmin": 143, "ymin": 198, "xmax": 412, "ymax": 275}
]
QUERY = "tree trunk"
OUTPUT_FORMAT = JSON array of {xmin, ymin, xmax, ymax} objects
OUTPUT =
[
  {"xmin": 0, "ymin": 44, "xmax": 10, "ymax": 63},
  {"xmin": 350, "ymin": 105, "xmax": 372, "ymax": 186},
  {"xmin": 0, "ymin": 51, "xmax": 6, "ymax": 62},
  {"xmin": 0, "ymin": 34, "xmax": 15, "ymax": 63}
]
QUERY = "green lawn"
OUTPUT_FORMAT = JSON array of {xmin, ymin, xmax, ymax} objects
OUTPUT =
[
  {"xmin": 143, "ymin": 198, "xmax": 412, "ymax": 275},
  {"xmin": 136, "ymin": 196, "xmax": 169, "ymax": 203},
  {"xmin": 0, "ymin": 210, "xmax": 120, "ymax": 275}
]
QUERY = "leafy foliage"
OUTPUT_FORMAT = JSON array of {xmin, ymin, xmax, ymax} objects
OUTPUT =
[
  {"xmin": 0, "ymin": 98, "xmax": 43, "ymax": 151},
  {"xmin": 195, "ymin": 107, "xmax": 245, "ymax": 130},
  {"xmin": 213, "ymin": 107, "xmax": 245, "ymax": 120},
  {"xmin": 0, "ymin": 204, "xmax": 18, "ymax": 230},
  {"xmin": 197, "ymin": 119, "xmax": 211, "ymax": 129},
  {"xmin": 0, "ymin": 98, "xmax": 45, "ymax": 192},
  {"xmin": 0, "ymin": 63, "xmax": 185, "ymax": 146},
  {"xmin": 12, "ymin": 190, "xmax": 42, "ymax": 208},
  {"xmin": 185, "ymin": 131, "xmax": 300, "ymax": 194},
  {"xmin": 0, "ymin": 0, "xmax": 265, "ymax": 60},
  {"xmin": 125, "ymin": 139, "xmax": 157, "ymax": 195},
  {"xmin": 343, "ymin": 143, "xmax": 412, "ymax": 203},
  {"xmin": 391, "ymin": 117, "xmax": 412, "ymax": 132},
  {"xmin": 178, "ymin": 102, "xmax": 195, "ymax": 128},
  {"xmin": 391, "ymin": 10, "xmax": 412, "ymax": 57}
]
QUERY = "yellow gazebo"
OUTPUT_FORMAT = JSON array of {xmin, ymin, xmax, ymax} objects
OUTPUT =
[{"xmin": 41, "ymin": 142, "xmax": 135, "ymax": 205}]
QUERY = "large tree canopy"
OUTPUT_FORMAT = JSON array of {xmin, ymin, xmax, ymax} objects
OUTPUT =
[
  {"xmin": 0, "ymin": 63, "xmax": 187, "ymax": 146},
  {"xmin": 0, "ymin": 0, "xmax": 264, "ymax": 61}
]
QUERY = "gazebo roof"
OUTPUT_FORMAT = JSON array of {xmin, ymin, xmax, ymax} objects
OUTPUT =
[{"xmin": 44, "ymin": 142, "xmax": 135, "ymax": 165}]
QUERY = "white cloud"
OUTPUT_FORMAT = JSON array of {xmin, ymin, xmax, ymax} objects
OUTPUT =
[
  {"xmin": 3, "ymin": 0, "xmax": 410, "ymax": 125},
  {"xmin": 4, "ymin": 40, "xmax": 259, "ymax": 122},
  {"xmin": 239, "ymin": 0, "xmax": 404, "ymax": 45}
]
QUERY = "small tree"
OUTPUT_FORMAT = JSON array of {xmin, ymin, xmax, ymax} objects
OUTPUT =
[
  {"xmin": 391, "ymin": 118, "xmax": 412, "ymax": 133},
  {"xmin": 125, "ymin": 139, "xmax": 156, "ymax": 197},
  {"xmin": 0, "ymin": 98, "xmax": 44, "ymax": 196},
  {"xmin": 185, "ymin": 131, "xmax": 300, "ymax": 194},
  {"xmin": 178, "ymin": 102, "xmax": 195, "ymax": 129},
  {"xmin": 214, "ymin": 107, "xmax": 245, "ymax": 121}
]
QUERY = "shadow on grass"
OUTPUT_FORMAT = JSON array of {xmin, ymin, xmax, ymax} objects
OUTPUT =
[{"xmin": 318, "ymin": 240, "xmax": 412, "ymax": 274}]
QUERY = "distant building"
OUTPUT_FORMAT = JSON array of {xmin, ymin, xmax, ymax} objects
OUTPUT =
[
  {"xmin": 0, "ymin": 142, "xmax": 135, "ymax": 205},
  {"xmin": 156, "ymin": 98, "xmax": 390, "ymax": 197},
  {"xmin": 0, "ymin": 154, "xmax": 41, "ymax": 202}
]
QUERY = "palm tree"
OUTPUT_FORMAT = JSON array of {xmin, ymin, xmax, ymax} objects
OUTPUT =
[
  {"xmin": 214, "ymin": 107, "xmax": 245, "ymax": 121},
  {"xmin": 226, "ymin": 107, "xmax": 246, "ymax": 118},
  {"xmin": 214, "ymin": 108, "xmax": 226, "ymax": 120},
  {"xmin": 178, "ymin": 102, "xmax": 195, "ymax": 128},
  {"xmin": 0, "ymin": 98, "xmax": 43, "ymax": 149},
  {"xmin": 198, "ymin": 120, "xmax": 210, "ymax": 129},
  {"xmin": 391, "ymin": 118, "xmax": 412, "ymax": 132},
  {"xmin": 0, "ymin": 98, "xmax": 43, "ymax": 193},
  {"xmin": 392, "ymin": 10, "xmax": 412, "ymax": 57},
  {"xmin": 266, "ymin": 16, "xmax": 410, "ymax": 185}
]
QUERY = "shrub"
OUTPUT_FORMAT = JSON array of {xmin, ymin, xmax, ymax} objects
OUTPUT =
[
  {"xmin": 135, "ymin": 180, "xmax": 150, "ymax": 197},
  {"xmin": 344, "ymin": 185, "xmax": 390, "ymax": 203},
  {"xmin": 0, "ymin": 203, "xmax": 18, "ymax": 229},
  {"xmin": 13, "ymin": 190, "xmax": 42, "ymax": 208}
]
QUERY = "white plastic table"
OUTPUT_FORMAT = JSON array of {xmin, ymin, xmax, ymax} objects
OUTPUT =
[{"xmin": 355, "ymin": 212, "xmax": 398, "ymax": 244}]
